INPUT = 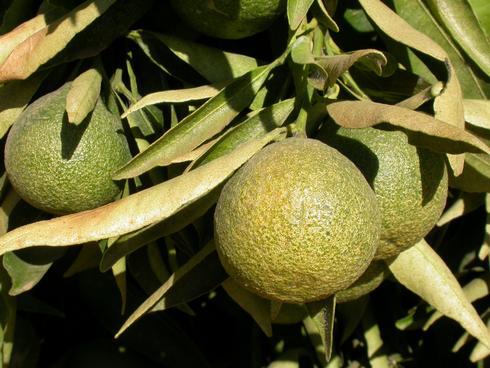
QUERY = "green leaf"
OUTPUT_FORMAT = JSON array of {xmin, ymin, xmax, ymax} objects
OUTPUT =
[
  {"xmin": 388, "ymin": 239, "xmax": 490, "ymax": 349},
  {"xmin": 327, "ymin": 100, "xmax": 490, "ymax": 154},
  {"xmin": 2, "ymin": 247, "xmax": 65, "ymax": 295},
  {"xmin": 132, "ymin": 31, "xmax": 259, "ymax": 83},
  {"xmin": 222, "ymin": 279, "xmax": 273, "ymax": 337},
  {"xmin": 116, "ymin": 241, "xmax": 227, "ymax": 337},
  {"xmin": 304, "ymin": 296, "xmax": 336, "ymax": 363},
  {"xmin": 464, "ymin": 99, "xmax": 490, "ymax": 129},
  {"xmin": 0, "ymin": 129, "xmax": 286, "ymax": 255},
  {"xmin": 359, "ymin": 0, "xmax": 467, "ymax": 174},
  {"xmin": 189, "ymin": 99, "xmax": 295, "ymax": 169},
  {"xmin": 449, "ymin": 154, "xmax": 490, "ymax": 193},
  {"xmin": 65, "ymin": 68, "xmax": 102, "ymax": 125},
  {"xmin": 0, "ymin": 0, "xmax": 38, "ymax": 34},
  {"xmin": 0, "ymin": 0, "xmax": 116, "ymax": 82},
  {"xmin": 63, "ymin": 242, "xmax": 101, "ymax": 277},
  {"xmin": 343, "ymin": 8, "xmax": 374, "ymax": 33},
  {"xmin": 426, "ymin": 0, "xmax": 490, "ymax": 77},
  {"xmin": 362, "ymin": 303, "xmax": 390, "ymax": 368},
  {"xmin": 313, "ymin": 0, "xmax": 339, "ymax": 32},
  {"xmin": 122, "ymin": 83, "xmax": 225, "ymax": 118},
  {"xmin": 100, "ymin": 188, "xmax": 220, "ymax": 272},
  {"xmin": 0, "ymin": 72, "xmax": 46, "ymax": 138},
  {"xmin": 113, "ymin": 64, "xmax": 275, "ymax": 179},
  {"xmin": 287, "ymin": 0, "xmax": 315, "ymax": 30},
  {"xmin": 0, "ymin": 190, "xmax": 20, "ymax": 237},
  {"xmin": 390, "ymin": 0, "xmax": 488, "ymax": 99},
  {"xmin": 468, "ymin": 0, "xmax": 490, "ymax": 37}
]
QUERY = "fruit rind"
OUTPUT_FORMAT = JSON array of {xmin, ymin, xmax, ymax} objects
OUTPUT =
[{"xmin": 214, "ymin": 137, "xmax": 380, "ymax": 304}]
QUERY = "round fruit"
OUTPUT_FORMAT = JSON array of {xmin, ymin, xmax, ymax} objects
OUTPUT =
[
  {"xmin": 4, "ymin": 84, "xmax": 132, "ymax": 215},
  {"xmin": 214, "ymin": 137, "xmax": 381, "ymax": 304},
  {"xmin": 170, "ymin": 0, "xmax": 286, "ymax": 39},
  {"xmin": 336, "ymin": 261, "xmax": 387, "ymax": 303},
  {"xmin": 319, "ymin": 124, "xmax": 448, "ymax": 259}
]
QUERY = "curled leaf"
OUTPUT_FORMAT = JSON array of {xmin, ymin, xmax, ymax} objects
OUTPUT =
[
  {"xmin": 114, "ymin": 64, "xmax": 275, "ymax": 179},
  {"xmin": 66, "ymin": 68, "xmax": 102, "ymax": 125},
  {"xmin": 388, "ymin": 239, "xmax": 490, "ymax": 349},
  {"xmin": 327, "ymin": 100, "xmax": 490, "ymax": 154},
  {"xmin": 0, "ymin": 129, "xmax": 286, "ymax": 255}
]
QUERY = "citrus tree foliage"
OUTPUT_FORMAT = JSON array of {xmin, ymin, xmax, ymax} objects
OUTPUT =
[{"xmin": 0, "ymin": 0, "xmax": 489, "ymax": 367}]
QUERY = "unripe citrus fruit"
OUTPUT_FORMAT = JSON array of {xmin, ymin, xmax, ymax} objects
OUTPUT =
[
  {"xmin": 319, "ymin": 124, "xmax": 448, "ymax": 259},
  {"xmin": 171, "ymin": 0, "xmax": 286, "ymax": 39},
  {"xmin": 4, "ymin": 84, "xmax": 131, "ymax": 215},
  {"xmin": 214, "ymin": 137, "xmax": 381, "ymax": 304}
]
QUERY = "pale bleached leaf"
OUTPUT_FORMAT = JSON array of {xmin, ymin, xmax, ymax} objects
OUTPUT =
[
  {"xmin": 66, "ymin": 68, "xmax": 102, "ymax": 125},
  {"xmin": 471, "ymin": 329, "xmax": 490, "ymax": 362},
  {"xmin": 326, "ymin": 100, "xmax": 490, "ymax": 154},
  {"xmin": 0, "ymin": 72, "xmax": 46, "ymax": 138},
  {"xmin": 223, "ymin": 278, "xmax": 273, "ymax": 337},
  {"xmin": 288, "ymin": 0, "xmax": 315, "ymax": 30},
  {"xmin": 425, "ymin": 274, "xmax": 490, "ymax": 329},
  {"xmin": 437, "ymin": 192, "xmax": 485, "ymax": 226},
  {"xmin": 0, "ymin": 0, "xmax": 116, "ymax": 82},
  {"xmin": 113, "ymin": 65, "xmax": 275, "ymax": 179},
  {"xmin": 0, "ymin": 129, "xmax": 286, "ymax": 255},
  {"xmin": 388, "ymin": 239, "xmax": 490, "ymax": 348},
  {"xmin": 362, "ymin": 304, "xmax": 390, "ymax": 368},
  {"xmin": 464, "ymin": 99, "xmax": 490, "ymax": 129},
  {"xmin": 121, "ymin": 84, "xmax": 225, "ymax": 118},
  {"xmin": 304, "ymin": 297, "xmax": 336, "ymax": 363}
]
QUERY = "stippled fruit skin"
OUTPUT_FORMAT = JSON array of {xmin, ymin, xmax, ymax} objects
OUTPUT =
[
  {"xmin": 170, "ymin": 0, "xmax": 286, "ymax": 39},
  {"xmin": 336, "ymin": 261, "xmax": 387, "ymax": 303},
  {"xmin": 214, "ymin": 138, "xmax": 380, "ymax": 304},
  {"xmin": 4, "ymin": 84, "xmax": 131, "ymax": 215},
  {"xmin": 319, "ymin": 124, "xmax": 448, "ymax": 259}
]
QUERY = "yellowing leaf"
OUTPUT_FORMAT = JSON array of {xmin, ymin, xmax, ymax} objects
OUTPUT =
[
  {"xmin": 66, "ymin": 68, "xmax": 102, "ymax": 125},
  {"xmin": 0, "ymin": 72, "xmax": 46, "ymax": 138},
  {"xmin": 464, "ymin": 99, "xmax": 490, "ymax": 129},
  {"xmin": 121, "ymin": 83, "xmax": 225, "ymax": 118},
  {"xmin": 326, "ymin": 100, "xmax": 490, "ymax": 154},
  {"xmin": 0, "ymin": 0, "xmax": 116, "ymax": 82},
  {"xmin": 388, "ymin": 239, "xmax": 490, "ymax": 349},
  {"xmin": 0, "ymin": 129, "xmax": 286, "ymax": 255}
]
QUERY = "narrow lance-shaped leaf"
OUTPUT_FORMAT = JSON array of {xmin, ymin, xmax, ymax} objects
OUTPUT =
[
  {"xmin": 101, "ymin": 101, "xmax": 294, "ymax": 271},
  {"xmin": 449, "ymin": 154, "xmax": 490, "ymax": 193},
  {"xmin": 313, "ymin": 0, "xmax": 339, "ymax": 32},
  {"xmin": 134, "ymin": 31, "xmax": 260, "ymax": 83},
  {"xmin": 113, "ymin": 64, "xmax": 275, "ymax": 179},
  {"xmin": 463, "ymin": 99, "xmax": 490, "ymax": 129},
  {"xmin": 468, "ymin": 0, "xmax": 490, "ymax": 37},
  {"xmin": 388, "ymin": 239, "xmax": 490, "ymax": 349},
  {"xmin": 116, "ymin": 241, "xmax": 225, "ymax": 337},
  {"xmin": 327, "ymin": 100, "xmax": 490, "ymax": 154},
  {"xmin": 426, "ymin": 0, "xmax": 490, "ymax": 77},
  {"xmin": 122, "ymin": 83, "xmax": 226, "ymax": 118},
  {"xmin": 359, "ymin": 0, "xmax": 466, "ymax": 174},
  {"xmin": 0, "ymin": 72, "xmax": 46, "ymax": 138},
  {"xmin": 0, "ymin": 0, "xmax": 116, "ymax": 82},
  {"xmin": 396, "ymin": 83, "xmax": 443, "ymax": 110},
  {"xmin": 304, "ymin": 296, "xmax": 336, "ymax": 363},
  {"xmin": 66, "ymin": 67, "xmax": 102, "ymax": 125},
  {"xmin": 222, "ymin": 279, "xmax": 273, "ymax": 337},
  {"xmin": 0, "ymin": 129, "xmax": 286, "ymax": 255},
  {"xmin": 288, "ymin": 0, "xmax": 315, "ymax": 30}
]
